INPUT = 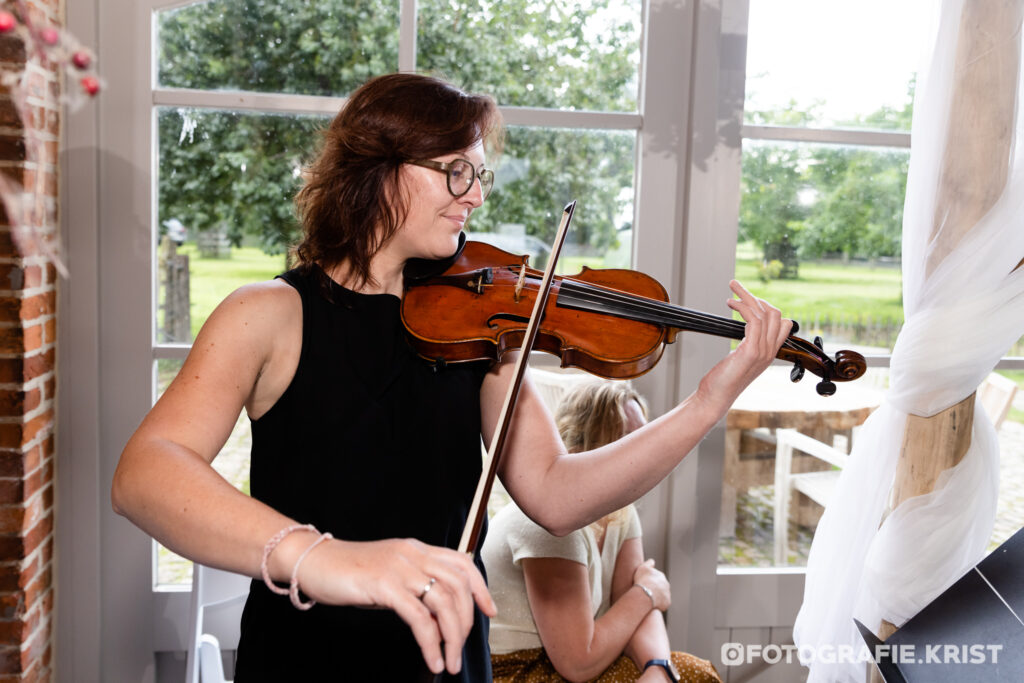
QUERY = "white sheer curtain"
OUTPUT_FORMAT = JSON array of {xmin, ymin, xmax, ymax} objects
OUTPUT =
[{"xmin": 793, "ymin": 2, "xmax": 1024, "ymax": 681}]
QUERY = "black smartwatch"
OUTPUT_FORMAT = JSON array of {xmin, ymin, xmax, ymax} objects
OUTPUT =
[{"xmin": 643, "ymin": 658, "xmax": 680, "ymax": 682}]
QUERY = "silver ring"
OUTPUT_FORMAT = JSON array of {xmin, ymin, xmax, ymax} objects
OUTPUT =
[{"xmin": 419, "ymin": 577, "xmax": 436, "ymax": 599}]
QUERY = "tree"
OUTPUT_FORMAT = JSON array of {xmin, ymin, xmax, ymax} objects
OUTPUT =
[
  {"xmin": 799, "ymin": 147, "xmax": 907, "ymax": 260},
  {"xmin": 738, "ymin": 138, "xmax": 808, "ymax": 276},
  {"xmin": 156, "ymin": 0, "xmax": 641, "ymax": 259},
  {"xmin": 739, "ymin": 85, "xmax": 913, "ymax": 276}
]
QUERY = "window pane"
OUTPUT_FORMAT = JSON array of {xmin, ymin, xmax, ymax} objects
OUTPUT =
[
  {"xmin": 417, "ymin": 0, "xmax": 641, "ymax": 111},
  {"xmin": 157, "ymin": 0, "xmax": 399, "ymax": 97},
  {"xmin": 718, "ymin": 367, "xmax": 1024, "ymax": 568},
  {"xmin": 745, "ymin": 0, "xmax": 923, "ymax": 130},
  {"xmin": 738, "ymin": 139, "xmax": 907, "ymax": 354},
  {"xmin": 156, "ymin": 107, "xmax": 324, "ymax": 342},
  {"xmin": 469, "ymin": 127, "xmax": 635, "ymax": 272},
  {"xmin": 154, "ymin": 359, "xmax": 254, "ymax": 587},
  {"xmin": 719, "ymin": 365, "xmax": 890, "ymax": 567},
  {"xmin": 725, "ymin": 137, "xmax": 908, "ymax": 568}
]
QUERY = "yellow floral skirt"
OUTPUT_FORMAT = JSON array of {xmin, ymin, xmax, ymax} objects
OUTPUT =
[{"xmin": 491, "ymin": 648, "xmax": 722, "ymax": 682}]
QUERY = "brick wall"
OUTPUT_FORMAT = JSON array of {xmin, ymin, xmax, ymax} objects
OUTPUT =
[{"xmin": 0, "ymin": 0, "xmax": 62, "ymax": 680}]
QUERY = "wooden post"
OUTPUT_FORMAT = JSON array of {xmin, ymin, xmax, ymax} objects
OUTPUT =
[
  {"xmin": 159, "ymin": 236, "xmax": 191, "ymax": 342},
  {"xmin": 869, "ymin": 2, "xmax": 1023, "ymax": 681},
  {"xmin": 923, "ymin": 0, "xmax": 1019, "ymax": 279}
]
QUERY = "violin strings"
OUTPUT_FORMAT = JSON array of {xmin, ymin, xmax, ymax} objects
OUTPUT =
[
  {"xmin": 558, "ymin": 279, "xmax": 742, "ymax": 334},
  {"xmin": 555, "ymin": 278, "xmax": 809, "ymax": 354},
  {"xmin": 558, "ymin": 278, "xmax": 745, "ymax": 335},
  {"xmin": 510, "ymin": 270, "xmax": 816, "ymax": 357}
]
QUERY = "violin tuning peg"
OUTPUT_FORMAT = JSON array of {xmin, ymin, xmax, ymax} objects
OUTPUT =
[
  {"xmin": 816, "ymin": 379, "xmax": 836, "ymax": 396},
  {"xmin": 813, "ymin": 335, "xmax": 824, "ymax": 350},
  {"xmin": 790, "ymin": 363, "xmax": 805, "ymax": 383},
  {"xmin": 790, "ymin": 319, "xmax": 800, "ymax": 334}
]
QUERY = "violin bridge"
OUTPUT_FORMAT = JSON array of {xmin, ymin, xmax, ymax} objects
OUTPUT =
[{"xmin": 514, "ymin": 264, "xmax": 527, "ymax": 303}]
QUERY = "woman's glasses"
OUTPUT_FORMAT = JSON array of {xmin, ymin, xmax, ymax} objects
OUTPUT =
[{"xmin": 408, "ymin": 158, "xmax": 494, "ymax": 200}]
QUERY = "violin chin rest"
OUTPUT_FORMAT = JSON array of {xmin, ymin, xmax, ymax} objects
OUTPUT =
[{"xmin": 403, "ymin": 232, "xmax": 467, "ymax": 282}]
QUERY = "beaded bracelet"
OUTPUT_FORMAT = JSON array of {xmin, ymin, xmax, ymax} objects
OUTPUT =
[
  {"xmin": 289, "ymin": 532, "xmax": 333, "ymax": 610},
  {"xmin": 261, "ymin": 523, "xmax": 318, "ymax": 596}
]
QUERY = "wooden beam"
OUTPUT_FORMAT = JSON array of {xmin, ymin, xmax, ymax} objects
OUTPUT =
[{"xmin": 925, "ymin": 0, "xmax": 1020, "ymax": 278}]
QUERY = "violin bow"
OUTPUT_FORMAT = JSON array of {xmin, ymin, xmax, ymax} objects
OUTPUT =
[
  {"xmin": 457, "ymin": 200, "xmax": 577, "ymax": 555},
  {"xmin": 422, "ymin": 204, "xmax": 576, "ymax": 683}
]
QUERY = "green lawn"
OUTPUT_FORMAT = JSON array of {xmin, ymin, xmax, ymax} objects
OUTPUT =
[
  {"xmin": 177, "ymin": 243, "xmax": 289, "ymax": 339},
  {"xmin": 735, "ymin": 258, "xmax": 904, "ymax": 326}
]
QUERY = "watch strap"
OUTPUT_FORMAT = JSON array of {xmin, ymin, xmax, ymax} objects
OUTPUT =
[{"xmin": 643, "ymin": 658, "xmax": 680, "ymax": 682}]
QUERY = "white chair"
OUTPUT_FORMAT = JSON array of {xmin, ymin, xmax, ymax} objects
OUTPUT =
[
  {"xmin": 771, "ymin": 372, "xmax": 1019, "ymax": 565},
  {"xmin": 977, "ymin": 371, "xmax": 1018, "ymax": 430},
  {"xmin": 185, "ymin": 564, "xmax": 252, "ymax": 683},
  {"xmin": 772, "ymin": 428, "xmax": 850, "ymax": 564},
  {"xmin": 198, "ymin": 634, "xmax": 229, "ymax": 683}
]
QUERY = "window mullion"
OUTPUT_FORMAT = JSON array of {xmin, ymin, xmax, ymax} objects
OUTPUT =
[
  {"xmin": 154, "ymin": 88, "xmax": 347, "ymax": 116},
  {"xmin": 400, "ymin": 0, "xmax": 416, "ymax": 71},
  {"xmin": 742, "ymin": 123, "xmax": 911, "ymax": 148}
]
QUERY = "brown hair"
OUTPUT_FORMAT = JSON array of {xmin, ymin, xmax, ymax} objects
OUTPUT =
[
  {"xmin": 555, "ymin": 381, "xmax": 648, "ymax": 454},
  {"xmin": 293, "ymin": 73, "xmax": 503, "ymax": 288}
]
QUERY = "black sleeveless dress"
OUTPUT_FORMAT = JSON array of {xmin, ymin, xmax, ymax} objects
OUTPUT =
[{"xmin": 234, "ymin": 266, "xmax": 493, "ymax": 682}]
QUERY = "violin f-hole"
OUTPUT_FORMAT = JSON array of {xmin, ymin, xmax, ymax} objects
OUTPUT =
[{"xmin": 486, "ymin": 312, "xmax": 531, "ymax": 329}]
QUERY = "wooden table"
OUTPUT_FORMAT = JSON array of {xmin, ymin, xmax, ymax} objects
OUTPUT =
[{"xmin": 720, "ymin": 368, "xmax": 883, "ymax": 536}]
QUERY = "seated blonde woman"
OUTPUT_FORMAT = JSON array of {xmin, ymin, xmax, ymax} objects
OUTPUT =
[{"xmin": 482, "ymin": 381, "xmax": 721, "ymax": 683}]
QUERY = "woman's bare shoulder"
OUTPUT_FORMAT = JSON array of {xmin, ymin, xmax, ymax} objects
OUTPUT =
[
  {"xmin": 185, "ymin": 278, "xmax": 301, "ymax": 378},
  {"xmin": 217, "ymin": 277, "xmax": 301, "ymax": 319}
]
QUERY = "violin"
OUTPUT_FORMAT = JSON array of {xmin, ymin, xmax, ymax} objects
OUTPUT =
[{"xmin": 402, "ymin": 239, "xmax": 866, "ymax": 396}]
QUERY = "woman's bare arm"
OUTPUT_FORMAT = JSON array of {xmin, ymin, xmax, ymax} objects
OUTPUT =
[
  {"xmin": 111, "ymin": 281, "xmax": 493, "ymax": 675},
  {"xmin": 112, "ymin": 280, "xmax": 303, "ymax": 575},
  {"xmin": 522, "ymin": 553, "xmax": 664, "ymax": 682},
  {"xmin": 611, "ymin": 539, "xmax": 673, "ymax": 670}
]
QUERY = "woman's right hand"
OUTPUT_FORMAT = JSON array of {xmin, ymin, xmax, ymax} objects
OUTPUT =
[
  {"xmin": 293, "ymin": 536, "xmax": 496, "ymax": 676},
  {"xmin": 632, "ymin": 558, "xmax": 670, "ymax": 611}
]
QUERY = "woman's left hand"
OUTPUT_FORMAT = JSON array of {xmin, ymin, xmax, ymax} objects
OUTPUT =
[{"xmin": 695, "ymin": 280, "xmax": 792, "ymax": 415}]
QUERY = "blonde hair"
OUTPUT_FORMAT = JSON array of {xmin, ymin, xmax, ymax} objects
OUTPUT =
[
  {"xmin": 555, "ymin": 381, "xmax": 648, "ymax": 530},
  {"xmin": 555, "ymin": 381, "xmax": 648, "ymax": 454}
]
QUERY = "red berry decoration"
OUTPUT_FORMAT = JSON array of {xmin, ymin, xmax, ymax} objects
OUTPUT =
[
  {"xmin": 81, "ymin": 75, "xmax": 100, "ymax": 96},
  {"xmin": 0, "ymin": 11, "xmax": 15, "ymax": 33},
  {"xmin": 72, "ymin": 51, "xmax": 91, "ymax": 70},
  {"xmin": 40, "ymin": 27, "xmax": 59, "ymax": 46}
]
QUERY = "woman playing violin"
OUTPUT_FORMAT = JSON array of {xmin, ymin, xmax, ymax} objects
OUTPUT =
[{"xmin": 111, "ymin": 72, "xmax": 791, "ymax": 682}]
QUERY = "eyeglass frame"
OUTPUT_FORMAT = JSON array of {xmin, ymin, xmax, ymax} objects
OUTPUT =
[{"xmin": 407, "ymin": 158, "xmax": 494, "ymax": 200}]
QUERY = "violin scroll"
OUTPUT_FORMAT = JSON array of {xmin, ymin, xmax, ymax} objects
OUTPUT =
[
  {"xmin": 833, "ymin": 349, "xmax": 868, "ymax": 381},
  {"xmin": 779, "ymin": 335, "xmax": 866, "ymax": 396}
]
